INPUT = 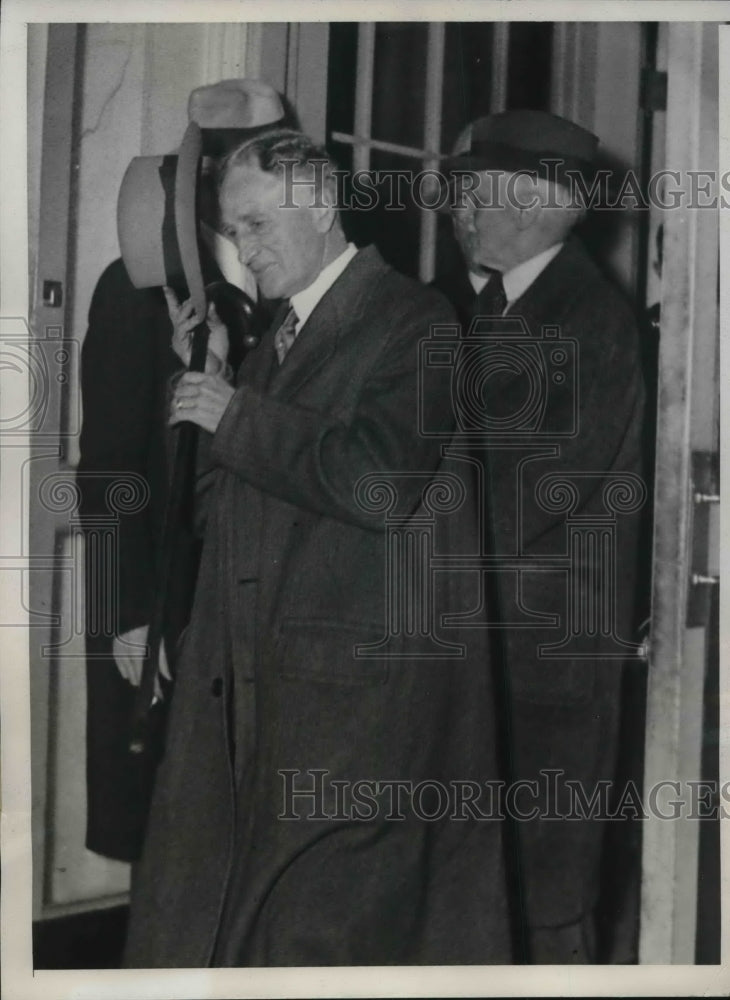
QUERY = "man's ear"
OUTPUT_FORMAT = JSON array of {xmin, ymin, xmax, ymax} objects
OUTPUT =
[
  {"xmin": 510, "ymin": 173, "xmax": 543, "ymax": 231},
  {"xmin": 312, "ymin": 200, "xmax": 338, "ymax": 234},
  {"xmin": 452, "ymin": 202, "xmax": 478, "ymax": 232},
  {"xmin": 515, "ymin": 204, "xmax": 541, "ymax": 231},
  {"xmin": 311, "ymin": 173, "xmax": 340, "ymax": 233}
]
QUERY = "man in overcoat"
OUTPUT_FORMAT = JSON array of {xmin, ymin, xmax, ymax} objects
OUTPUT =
[
  {"xmin": 435, "ymin": 110, "xmax": 646, "ymax": 962},
  {"xmin": 77, "ymin": 79, "xmax": 285, "ymax": 861},
  {"xmin": 123, "ymin": 129, "xmax": 511, "ymax": 966}
]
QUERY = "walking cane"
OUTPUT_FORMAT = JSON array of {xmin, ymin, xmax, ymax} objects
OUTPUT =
[
  {"xmin": 128, "ymin": 285, "xmax": 261, "ymax": 757},
  {"xmin": 127, "ymin": 311, "xmax": 209, "ymax": 756}
]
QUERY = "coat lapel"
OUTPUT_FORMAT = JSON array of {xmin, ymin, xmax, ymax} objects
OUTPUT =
[
  {"xmin": 505, "ymin": 237, "xmax": 596, "ymax": 336},
  {"xmin": 252, "ymin": 246, "xmax": 388, "ymax": 632},
  {"xmin": 266, "ymin": 245, "xmax": 386, "ymax": 400}
]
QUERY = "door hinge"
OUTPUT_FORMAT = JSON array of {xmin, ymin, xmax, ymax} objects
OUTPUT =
[{"xmin": 687, "ymin": 451, "xmax": 719, "ymax": 627}]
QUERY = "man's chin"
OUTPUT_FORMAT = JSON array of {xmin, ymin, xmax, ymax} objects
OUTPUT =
[{"xmin": 255, "ymin": 269, "xmax": 280, "ymax": 299}]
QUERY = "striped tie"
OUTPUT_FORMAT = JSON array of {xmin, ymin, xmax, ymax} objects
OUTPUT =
[{"xmin": 274, "ymin": 305, "xmax": 299, "ymax": 364}]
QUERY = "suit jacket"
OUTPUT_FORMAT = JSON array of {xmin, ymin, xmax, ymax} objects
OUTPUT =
[
  {"xmin": 435, "ymin": 237, "xmax": 646, "ymax": 934},
  {"xmin": 124, "ymin": 245, "xmax": 512, "ymax": 967}
]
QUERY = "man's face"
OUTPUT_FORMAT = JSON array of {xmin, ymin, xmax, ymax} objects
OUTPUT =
[
  {"xmin": 220, "ymin": 162, "xmax": 326, "ymax": 300},
  {"xmin": 450, "ymin": 171, "xmax": 519, "ymax": 274}
]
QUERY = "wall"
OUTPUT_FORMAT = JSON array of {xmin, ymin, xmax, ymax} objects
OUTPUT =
[
  {"xmin": 67, "ymin": 23, "xmax": 211, "ymax": 468},
  {"xmin": 34, "ymin": 21, "xmax": 276, "ymax": 916}
]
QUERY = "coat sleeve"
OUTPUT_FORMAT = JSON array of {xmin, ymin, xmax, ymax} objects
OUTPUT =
[
  {"xmin": 208, "ymin": 292, "xmax": 456, "ymax": 530},
  {"xmin": 77, "ymin": 262, "xmax": 168, "ymax": 635}
]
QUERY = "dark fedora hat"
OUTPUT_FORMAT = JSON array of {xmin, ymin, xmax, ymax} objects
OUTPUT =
[
  {"xmin": 442, "ymin": 109, "xmax": 599, "ymax": 183},
  {"xmin": 117, "ymin": 120, "xmax": 207, "ymax": 319}
]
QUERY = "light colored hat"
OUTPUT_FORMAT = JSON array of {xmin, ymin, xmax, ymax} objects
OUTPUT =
[
  {"xmin": 188, "ymin": 78, "xmax": 285, "ymax": 155},
  {"xmin": 117, "ymin": 122, "xmax": 207, "ymax": 319},
  {"xmin": 117, "ymin": 80, "xmax": 286, "ymax": 312},
  {"xmin": 188, "ymin": 77, "xmax": 284, "ymax": 128}
]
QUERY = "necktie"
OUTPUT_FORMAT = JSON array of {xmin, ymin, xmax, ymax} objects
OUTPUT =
[
  {"xmin": 274, "ymin": 305, "xmax": 299, "ymax": 364},
  {"xmin": 476, "ymin": 271, "xmax": 507, "ymax": 318}
]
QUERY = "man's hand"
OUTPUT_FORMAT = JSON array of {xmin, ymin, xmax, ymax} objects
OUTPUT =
[
  {"xmin": 114, "ymin": 624, "xmax": 171, "ymax": 689},
  {"xmin": 169, "ymin": 371, "xmax": 235, "ymax": 435},
  {"xmin": 164, "ymin": 286, "xmax": 229, "ymax": 374}
]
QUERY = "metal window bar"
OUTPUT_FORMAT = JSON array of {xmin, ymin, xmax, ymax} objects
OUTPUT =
[
  {"xmin": 419, "ymin": 22, "xmax": 446, "ymax": 282},
  {"xmin": 491, "ymin": 22, "xmax": 510, "ymax": 112},
  {"xmin": 335, "ymin": 22, "xmax": 512, "ymax": 280},
  {"xmin": 353, "ymin": 22, "xmax": 376, "ymax": 173},
  {"xmin": 331, "ymin": 132, "xmax": 439, "ymax": 160}
]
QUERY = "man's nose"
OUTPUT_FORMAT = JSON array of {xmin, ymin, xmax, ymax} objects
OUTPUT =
[{"xmin": 237, "ymin": 238, "xmax": 258, "ymax": 267}]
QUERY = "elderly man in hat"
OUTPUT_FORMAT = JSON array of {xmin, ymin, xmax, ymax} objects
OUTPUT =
[
  {"xmin": 435, "ymin": 110, "xmax": 646, "ymax": 963},
  {"xmin": 122, "ymin": 128, "xmax": 513, "ymax": 967},
  {"xmin": 77, "ymin": 79, "xmax": 288, "ymax": 864}
]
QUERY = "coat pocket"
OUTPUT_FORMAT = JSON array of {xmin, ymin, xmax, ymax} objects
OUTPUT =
[{"xmin": 276, "ymin": 618, "xmax": 389, "ymax": 686}]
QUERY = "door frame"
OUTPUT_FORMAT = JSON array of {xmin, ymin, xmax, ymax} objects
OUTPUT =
[{"xmin": 638, "ymin": 20, "xmax": 720, "ymax": 964}]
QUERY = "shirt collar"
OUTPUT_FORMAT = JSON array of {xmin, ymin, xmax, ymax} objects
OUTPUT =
[
  {"xmin": 468, "ymin": 242, "xmax": 564, "ymax": 308},
  {"xmin": 290, "ymin": 243, "xmax": 358, "ymax": 332}
]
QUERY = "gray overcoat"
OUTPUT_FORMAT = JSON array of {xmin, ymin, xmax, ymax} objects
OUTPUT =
[{"xmin": 124, "ymin": 245, "xmax": 511, "ymax": 967}]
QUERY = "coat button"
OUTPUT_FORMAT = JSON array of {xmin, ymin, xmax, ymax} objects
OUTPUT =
[{"xmin": 210, "ymin": 677, "xmax": 223, "ymax": 697}]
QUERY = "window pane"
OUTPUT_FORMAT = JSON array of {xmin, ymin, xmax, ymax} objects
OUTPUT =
[
  {"xmin": 441, "ymin": 22, "xmax": 495, "ymax": 153},
  {"xmin": 329, "ymin": 138, "xmax": 361, "ymax": 247},
  {"xmin": 337, "ymin": 149, "xmax": 422, "ymax": 278},
  {"xmin": 327, "ymin": 22, "xmax": 359, "ymax": 135},
  {"xmin": 507, "ymin": 22, "xmax": 553, "ymax": 110},
  {"xmin": 372, "ymin": 23, "xmax": 429, "ymax": 149},
  {"xmin": 434, "ymin": 209, "xmax": 463, "ymax": 281},
  {"xmin": 329, "ymin": 138, "xmax": 353, "ymax": 174}
]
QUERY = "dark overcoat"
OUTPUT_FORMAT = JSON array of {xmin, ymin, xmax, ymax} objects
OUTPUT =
[
  {"xmin": 124, "ymin": 245, "xmax": 511, "ymax": 967},
  {"xmin": 78, "ymin": 259, "xmax": 181, "ymax": 861},
  {"xmin": 435, "ymin": 236, "xmax": 646, "ymax": 948},
  {"xmin": 78, "ymin": 251, "xmax": 260, "ymax": 861}
]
